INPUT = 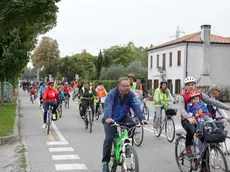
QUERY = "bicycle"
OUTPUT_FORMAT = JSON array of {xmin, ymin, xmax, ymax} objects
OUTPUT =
[
  {"xmin": 95, "ymin": 98, "xmax": 103, "ymax": 120},
  {"xmin": 64, "ymin": 95, "xmax": 70, "ymax": 108},
  {"xmin": 175, "ymin": 120, "xmax": 228, "ymax": 172},
  {"xmin": 30, "ymin": 94, "xmax": 35, "ymax": 104},
  {"xmin": 143, "ymin": 99, "xmax": 149, "ymax": 121},
  {"xmin": 81, "ymin": 97, "xmax": 94, "ymax": 133},
  {"xmin": 57, "ymin": 100, "xmax": 63, "ymax": 118},
  {"xmin": 153, "ymin": 103, "xmax": 177, "ymax": 142},
  {"xmin": 46, "ymin": 103, "xmax": 54, "ymax": 135},
  {"xmin": 110, "ymin": 122, "xmax": 140, "ymax": 172}
]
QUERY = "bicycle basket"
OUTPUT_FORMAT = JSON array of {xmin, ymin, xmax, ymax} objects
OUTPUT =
[
  {"xmin": 165, "ymin": 108, "xmax": 177, "ymax": 116},
  {"xmin": 203, "ymin": 130, "xmax": 227, "ymax": 143}
]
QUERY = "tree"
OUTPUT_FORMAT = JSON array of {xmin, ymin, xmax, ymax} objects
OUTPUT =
[
  {"xmin": 100, "ymin": 64, "xmax": 126, "ymax": 80},
  {"xmin": 0, "ymin": 0, "xmax": 60, "ymax": 105},
  {"xmin": 32, "ymin": 36, "xmax": 60, "ymax": 78},
  {"xmin": 94, "ymin": 50, "xmax": 103, "ymax": 79}
]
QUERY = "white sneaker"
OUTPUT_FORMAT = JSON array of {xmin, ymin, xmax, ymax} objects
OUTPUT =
[
  {"xmin": 52, "ymin": 114, "xmax": 56, "ymax": 120},
  {"xmin": 42, "ymin": 124, "xmax": 46, "ymax": 129}
]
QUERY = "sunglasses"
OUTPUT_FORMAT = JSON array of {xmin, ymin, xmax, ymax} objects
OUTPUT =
[{"xmin": 215, "ymin": 89, "xmax": 220, "ymax": 93}]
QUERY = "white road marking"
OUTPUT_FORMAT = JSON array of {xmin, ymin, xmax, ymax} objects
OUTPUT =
[
  {"xmin": 49, "ymin": 147, "xmax": 74, "ymax": 152},
  {"xmin": 55, "ymin": 163, "xmax": 87, "ymax": 171},
  {"xmin": 47, "ymin": 141, "xmax": 69, "ymax": 146},
  {"xmin": 52, "ymin": 154, "xmax": 80, "ymax": 160}
]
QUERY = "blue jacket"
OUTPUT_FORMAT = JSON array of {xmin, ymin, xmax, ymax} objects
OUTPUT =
[
  {"xmin": 39, "ymin": 85, "xmax": 46, "ymax": 96},
  {"xmin": 104, "ymin": 87, "xmax": 145, "ymax": 122},
  {"xmin": 58, "ymin": 91, "xmax": 64, "ymax": 100},
  {"xmin": 187, "ymin": 100, "xmax": 209, "ymax": 117}
]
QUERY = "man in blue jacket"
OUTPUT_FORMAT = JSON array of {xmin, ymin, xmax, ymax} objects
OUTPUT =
[{"xmin": 102, "ymin": 77, "xmax": 147, "ymax": 172}]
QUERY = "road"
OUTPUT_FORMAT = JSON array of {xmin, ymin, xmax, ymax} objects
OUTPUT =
[{"xmin": 19, "ymin": 89, "xmax": 230, "ymax": 172}]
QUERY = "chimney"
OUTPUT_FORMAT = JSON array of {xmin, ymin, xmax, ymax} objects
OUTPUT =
[{"xmin": 197, "ymin": 25, "xmax": 212, "ymax": 87}]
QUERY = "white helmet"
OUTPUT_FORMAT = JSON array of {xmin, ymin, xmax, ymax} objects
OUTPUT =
[{"xmin": 184, "ymin": 77, "xmax": 196, "ymax": 85}]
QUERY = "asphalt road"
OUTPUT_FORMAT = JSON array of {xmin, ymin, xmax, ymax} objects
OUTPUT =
[{"xmin": 19, "ymin": 89, "xmax": 230, "ymax": 172}]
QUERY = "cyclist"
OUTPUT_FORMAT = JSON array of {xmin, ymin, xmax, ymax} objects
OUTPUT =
[
  {"xmin": 101, "ymin": 77, "xmax": 147, "ymax": 172},
  {"xmin": 39, "ymin": 82, "xmax": 46, "ymax": 107},
  {"xmin": 29, "ymin": 87, "xmax": 36, "ymax": 101},
  {"xmin": 42, "ymin": 81, "xmax": 59, "ymax": 129},
  {"xmin": 136, "ymin": 78, "xmax": 152, "ymax": 97},
  {"xmin": 95, "ymin": 82, "xmax": 107, "ymax": 113},
  {"xmin": 79, "ymin": 80, "xmax": 98, "ymax": 119},
  {"xmin": 57, "ymin": 86, "xmax": 64, "ymax": 108},
  {"xmin": 128, "ymin": 73, "xmax": 137, "ymax": 91},
  {"xmin": 179, "ymin": 76, "xmax": 230, "ymax": 172},
  {"xmin": 62, "ymin": 82, "xmax": 71, "ymax": 99},
  {"xmin": 153, "ymin": 79, "xmax": 175, "ymax": 128},
  {"xmin": 72, "ymin": 79, "xmax": 79, "ymax": 100}
]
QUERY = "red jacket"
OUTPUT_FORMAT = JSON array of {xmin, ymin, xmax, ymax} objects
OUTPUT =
[
  {"xmin": 62, "ymin": 86, "xmax": 71, "ymax": 94},
  {"xmin": 30, "ymin": 89, "xmax": 36, "ymax": 95},
  {"xmin": 181, "ymin": 90, "xmax": 202, "ymax": 118},
  {"xmin": 43, "ymin": 88, "xmax": 59, "ymax": 102}
]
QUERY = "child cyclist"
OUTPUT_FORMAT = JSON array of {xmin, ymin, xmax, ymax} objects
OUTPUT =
[
  {"xmin": 57, "ymin": 86, "xmax": 64, "ymax": 107},
  {"xmin": 187, "ymin": 90, "xmax": 220, "ymax": 135}
]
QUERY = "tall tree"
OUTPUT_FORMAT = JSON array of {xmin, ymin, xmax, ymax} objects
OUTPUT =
[
  {"xmin": 94, "ymin": 50, "xmax": 103, "ymax": 79},
  {"xmin": 32, "ymin": 36, "xmax": 60, "ymax": 78}
]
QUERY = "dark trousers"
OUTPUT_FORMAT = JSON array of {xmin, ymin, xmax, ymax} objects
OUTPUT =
[
  {"xmin": 102, "ymin": 115, "xmax": 134, "ymax": 163},
  {"xmin": 80, "ymin": 100, "xmax": 94, "ymax": 118},
  {"xmin": 95, "ymin": 100, "xmax": 104, "ymax": 113},
  {"xmin": 181, "ymin": 119, "xmax": 196, "ymax": 148},
  {"xmin": 43, "ymin": 102, "xmax": 57, "ymax": 123}
]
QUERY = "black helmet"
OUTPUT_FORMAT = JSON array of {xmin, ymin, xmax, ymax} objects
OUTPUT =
[{"xmin": 160, "ymin": 79, "xmax": 167, "ymax": 85}]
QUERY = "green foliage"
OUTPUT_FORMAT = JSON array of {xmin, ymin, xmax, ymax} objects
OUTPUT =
[
  {"xmin": 94, "ymin": 50, "xmax": 103, "ymax": 79},
  {"xmin": 92, "ymin": 80, "xmax": 118, "ymax": 91},
  {"xmin": 32, "ymin": 36, "xmax": 60, "ymax": 77},
  {"xmin": 100, "ymin": 64, "xmax": 126, "ymax": 80},
  {"xmin": 56, "ymin": 72, "xmax": 62, "ymax": 81},
  {"xmin": 0, "ymin": 0, "xmax": 60, "ymax": 82},
  {"xmin": 21, "ymin": 67, "xmax": 37, "ymax": 80}
]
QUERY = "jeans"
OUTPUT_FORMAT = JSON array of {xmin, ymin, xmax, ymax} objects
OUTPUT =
[
  {"xmin": 102, "ymin": 115, "xmax": 134, "ymax": 163},
  {"xmin": 43, "ymin": 102, "xmax": 57, "ymax": 123},
  {"xmin": 80, "ymin": 99, "xmax": 94, "ymax": 118},
  {"xmin": 95, "ymin": 100, "xmax": 104, "ymax": 114},
  {"xmin": 181, "ymin": 119, "xmax": 196, "ymax": 148}
]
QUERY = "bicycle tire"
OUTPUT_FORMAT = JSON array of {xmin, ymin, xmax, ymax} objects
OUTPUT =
[
  {"xmin": 133, "ymin": 126, "xmax": 144, "ymax": 147},
  {"xmin": 209, "ymin": 146, "xmax": 228, "ymax": 172},
  {"xmin": 143, "ymin": 105, "xmax": 149, "ymax": 121},
  {"xmin": 88, "ymin": 111, "xmax": 92, "ymax": 133},
  {"xmin": 154, "ymin": 116, "xmax": 163, "ymax": 137},
  {"xmin": 95, "ymin": 106, "xmax": 101, "ymax": 120},
  {"xmin": 175, "ymin": 135, "xmax": 192, "ymax": 172},
  {"xmin": 47, "ymin": 111, "xmax": 51, "ymax": 135},
  {"xmin": 85, "ymin": 114, "xmax": 88, "ymax": 129},
  {"xmin": 165, "ymin": 117, "xmax": 176, "ymax": 143},
  {"xmin": 122, "ymin": 144, "xmax": 139, "ymax": 172},
  {"xmin": 110, "ymin": 145, "xmax": 117, "ymax": 172},
  {"xmin": 67, "ymin": 98, "xmax": 69, "ymax": 108}
]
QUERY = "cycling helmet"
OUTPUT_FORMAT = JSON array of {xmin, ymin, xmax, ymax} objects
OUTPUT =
[
  {"xmin": 189, "ymin": 90, "xmax": 200, "ymax": 99},
  {"xmin": 65, "ymin": 82, "xmax": 68, "ymax": 85},
  {"xmin": 160, "ymin": 79, "xmax": 167, "ymax": 85},
  {"xmin": 128, "ymin": 73, "xmax": 135, "ymax": 78},
  {"xmin": 48, "ymin": 81, "xmax": 54, "ymax": 86},
  {"xmin": 184, "ymin": 77, "xmax": 196, "ymax": 85}
]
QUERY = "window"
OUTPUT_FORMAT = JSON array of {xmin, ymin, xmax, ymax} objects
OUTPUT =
[
  {"xmin": 162, "ymin": 54, "xmax": 166, "ymax": 70},
  {"xmin": 154, "ymin": 79, "xmax": 159, "ymax": 89},
  {"xmin": 156, "ymin": 55, "xmax": 159, "ymax": 68},
  {"xmin": 169, "ymin": 52, "xmax": 172, "ymax": 66},
  {"xmin": 175, "ymin": 79, "xmax": 181, "ymax": 94},
  {"xmin": 150, "ymin": 56, "xmax": 153, "ymax": 68},
  {"xmin": 177, "ymin": 51, "xmax": 181, "ymax": 66}
]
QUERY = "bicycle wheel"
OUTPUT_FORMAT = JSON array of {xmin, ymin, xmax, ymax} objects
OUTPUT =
[
  {"xmin": 88, "ymin": 111, "xmax": 92, "ymax": 133},
  {"xmin": 122, "ymin": 144, "xmax": 139, "ymax": 172},
  {"xmin": 85, "ymin": 113, "xmax": 88, "ymax": 129},
  {"xmin": 154, "ymin": 116, "xmax": 163, "ymax": 137},
  {"xmin": 67, "ymin": 97, "xmax": 69, "ymax": 108},
  {"xmin": 95, "ymin": 106, "xmax": 101, "ymax": 120},
  {"xmin": 110, "ymin": 143, "xmax": 117, "ymax": 172},
  {"xmin": 59, "ymin": 104, "xmax": 63, "ymax": 118},
  {"xmin": 47, "ymin": 111, "xmax": 51, "ymax": 135},
  {"xmin": 133, "ymin": 126, "xmax": 144, "ymax": 147},
  {"xmin": 165, "ymin": 117, "xmax": 175, "ymax": 143},
  {"xmin": 143, "ymin": 105, "xmax": 149, "ymax": 121},
  {"xmin": 175, "ymin": 135, "xmax": 192, "ymax": 172},
  {"xmin": 209, "ymin": 146, "xmax": 228, "ymax": 172}
]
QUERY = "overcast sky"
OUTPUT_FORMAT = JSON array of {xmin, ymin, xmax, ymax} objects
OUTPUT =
[{"xmin": 42, "ymin": 0, "xmax": 230, "ymax": 57}]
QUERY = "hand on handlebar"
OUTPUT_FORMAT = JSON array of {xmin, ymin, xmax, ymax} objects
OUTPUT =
[
  {"xmin": 106, "ymin": 118, "xmax": 114, "ymax": 124},
  {"xmin": 141, "ymin": 120, "xmax": 147, "ymax": 125}
]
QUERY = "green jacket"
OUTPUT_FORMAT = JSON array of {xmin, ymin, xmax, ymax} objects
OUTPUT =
[{"xmin": 153, "ymin": 88, "xmax": 169, "ymax": 107}]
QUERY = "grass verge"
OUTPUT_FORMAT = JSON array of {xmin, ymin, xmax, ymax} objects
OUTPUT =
[
  {"xmin": 19, "ymin": 144, "xmax": 27, "ymax": 171},
  {"xmin": 0, "ymin": 103, "xmax": 16, "ymax": 136}
]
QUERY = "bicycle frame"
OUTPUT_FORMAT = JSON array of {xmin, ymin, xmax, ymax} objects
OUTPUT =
[{"xmin": 113, "ymin": 126, "xmax": 132, "ymax": 164}]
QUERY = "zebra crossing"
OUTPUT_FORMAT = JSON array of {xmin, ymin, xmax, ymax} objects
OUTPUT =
[{"xmin": 47, "ymin": 141, "xmax": 87, "ymax": 171}]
